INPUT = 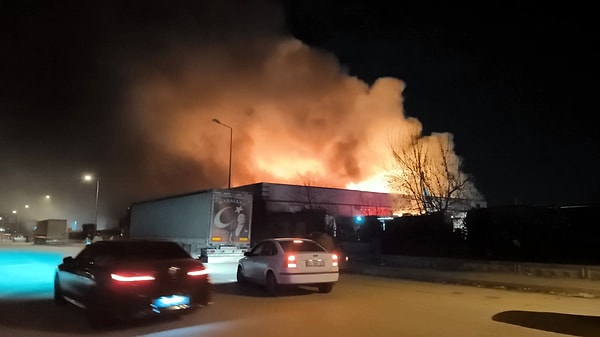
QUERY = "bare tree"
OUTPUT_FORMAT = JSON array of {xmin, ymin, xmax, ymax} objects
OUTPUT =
[
  {"xmin": 296, "ymin": 174, "xmax": 340, "ymax": 237},
  {"xmin": 387, "ymin": 131, "xmax": 480, "ymax": 215},
  {"xmin": 299, "ymin": 173, "xmax": 320, "ymax": 211}
]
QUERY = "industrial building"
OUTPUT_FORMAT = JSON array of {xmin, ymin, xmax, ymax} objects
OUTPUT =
[{"xmin": 231, "ymin": 182, "xmax": 485, "ymax": 242}]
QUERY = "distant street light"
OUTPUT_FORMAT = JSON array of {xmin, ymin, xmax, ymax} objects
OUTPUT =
[
  {"xmin": 12, "ymin": 210, "xmax": 19, "ymax": 235},
  {"xmin": 212, "ymin": 118, "xmax": 233, "ymax": 189},
  {"xmin": 83, "ymin": 174, "xmax": 100, "ymax": 227}
]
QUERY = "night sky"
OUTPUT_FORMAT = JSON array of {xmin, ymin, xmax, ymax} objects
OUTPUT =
[
  {"xmin": 1, "ymin": 1, "xmax": 598, "ymax": 228},
  {"xmin": 283, "ymin": 1, "xmax": 598, "ymax": 206}
]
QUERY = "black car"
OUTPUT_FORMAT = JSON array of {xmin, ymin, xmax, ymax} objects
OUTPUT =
[{"xmin": 54, "ymin": 239, "xmax": 211, "ymax": 327}]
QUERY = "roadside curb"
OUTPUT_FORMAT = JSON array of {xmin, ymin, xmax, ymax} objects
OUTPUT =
[{"xmin": 341, "ymin": 263, "xmax": 600, "ymax": 299}]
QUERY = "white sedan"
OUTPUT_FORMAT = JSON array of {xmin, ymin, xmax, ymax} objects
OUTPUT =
[{"xmin": 237, "ymin": 238, "xmax": 339, "ymax": 295}]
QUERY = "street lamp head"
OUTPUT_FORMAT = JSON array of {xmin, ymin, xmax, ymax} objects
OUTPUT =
[
  {"xmin": 212, "ymin": 118, "xmax": 232, "ymax": 129},
  {"xmin": 211, "ymin": 117, "xmax": 233, "ymax": 189},
  {"xmin": 82, "ymin": 173, "xmax": 100, "ymax": 227}
]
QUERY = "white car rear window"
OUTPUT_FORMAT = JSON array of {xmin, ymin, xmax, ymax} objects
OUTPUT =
[{"xmin": 279, "ymin": 240, "xmax": 326, "ymax": 253}]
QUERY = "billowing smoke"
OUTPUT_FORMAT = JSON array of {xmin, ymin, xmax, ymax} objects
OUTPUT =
[
  {"xmin": 104, "ymin": 1, "xmax": 481, "ymax": 210},
  {"xmin": 119, "ymin": 38, "xmax": 434, "ymax": 193},
  {"xmin": 0, "ymin": 1, "xmax": 481, "ymax": 230}
]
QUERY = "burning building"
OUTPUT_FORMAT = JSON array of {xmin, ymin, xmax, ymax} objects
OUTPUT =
[
  {"xmin": 232, "ymin": 182, "xmax": 485, "ymax": 242},
  {"xmin": 113, "ymin": 2, "xmax": 483, "ymax": 223}
]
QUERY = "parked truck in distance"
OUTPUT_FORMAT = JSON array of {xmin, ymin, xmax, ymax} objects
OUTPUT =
[
  {"xmin": 128, "ymin": 189, "xmax": 253, "ymax": 263},
  {"xmin": 34, "ymin": 219, "xmax": 68, "ymax": 245}
]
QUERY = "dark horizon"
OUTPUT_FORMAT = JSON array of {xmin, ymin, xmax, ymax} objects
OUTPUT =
[{"xmin": 1, "ymin": 1, "xmax": 597, "ymax": 228}]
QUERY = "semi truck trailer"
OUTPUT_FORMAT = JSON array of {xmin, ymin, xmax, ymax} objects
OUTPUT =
[{"xmin": 128, "ymin": 189, "xmax": 253, "ymax": 263}]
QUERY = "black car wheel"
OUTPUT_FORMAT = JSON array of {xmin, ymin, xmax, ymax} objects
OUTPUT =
[
  {"xmin": 86, "ymin": 292, "xmax": 115, "ymax": 330},
  {"xmin": 197, "ymin": 287, "xmax": 212, "ymax": 306},
  {"xmin": 236, "ymin": 266, "xmax": 247, "ymax": 286},
  {"xmin": 53, "ymin": 274, "xmax": 66, "ymax": 305},
  {"xmin": 318, "ymin": 283, "xmax": 333, "ymax": 294},
  {"xmin": 265, "ymin": 271, "xmax": 279, "ymax": 296}
]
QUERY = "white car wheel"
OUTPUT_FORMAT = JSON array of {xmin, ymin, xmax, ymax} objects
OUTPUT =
[
  {"xmin": 265, "ymin": 271, "xmax": 279, "ymax": 296},
  {"xmin": 318, "ymin": 283, "xmax": 333, "ymax": 294}
]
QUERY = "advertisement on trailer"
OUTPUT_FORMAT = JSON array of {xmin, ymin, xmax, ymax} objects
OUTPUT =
[{"xmin": 210, "ymin": 193, "xmax": 252, "ymax": 244}]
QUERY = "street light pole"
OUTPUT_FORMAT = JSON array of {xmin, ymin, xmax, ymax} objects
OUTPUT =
[
  {"xmin": 12, "ymin": 210, "xmax": 19, "ymax": 236},
  {"xmin": 94, "ymin": 178, "xmax": 100, "ymax": 227},
  {"xmin": 212, "ymin": 118, "xmax": 232, "ymax": 189},
  {"xmin": 84, "ymin": 174, "xmax": 100, "ymax": 227}
]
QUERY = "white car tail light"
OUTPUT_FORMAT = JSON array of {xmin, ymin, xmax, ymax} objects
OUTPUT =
[
  {"xmin": 286, "ymin": 255, "xmax": 297, "ymax": 268},
  {"xmin": 332, "ymin": 254, "xmax": 338, "ymax": 267}
]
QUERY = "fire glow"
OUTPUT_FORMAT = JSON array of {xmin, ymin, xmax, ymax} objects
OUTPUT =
[{"xmin": 124, "ymin": 38, "xmax": 465, "ymax": 197}]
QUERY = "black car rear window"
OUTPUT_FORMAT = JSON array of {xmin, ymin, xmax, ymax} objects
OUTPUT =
[
  {"xmin": 92, "ymin": 241, "xmax": 191, "ymax": 260},
  {"xmin": 278, "ymin": 240, "xmax": 326, "ymax": 253}
]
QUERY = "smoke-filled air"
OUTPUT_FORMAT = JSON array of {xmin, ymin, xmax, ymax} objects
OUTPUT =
[
  {"xmin": 0, "ymin": 1, "xmax": 485, "ymax": 230},
  {"xmin": 120, "ymin": 36, "xmax": 478, "ymax": 198}
]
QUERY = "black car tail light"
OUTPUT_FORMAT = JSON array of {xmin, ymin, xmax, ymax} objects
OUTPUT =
[
  {"xmin": 187, "ymin": 266, "xmax": 209, "ymax": 277},
  {"xmin": 111, "ymin": 272, "xmax": 155, "ymax": 282}
]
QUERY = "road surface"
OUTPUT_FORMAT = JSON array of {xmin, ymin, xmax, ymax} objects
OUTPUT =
[{"xmin": 1, "ymin": 242, "xmax": 599, "ymax": 337}]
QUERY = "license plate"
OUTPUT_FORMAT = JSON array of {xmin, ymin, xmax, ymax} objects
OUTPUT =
[
  {"xmin": 152, "ymin": 295, "xmax": 190, "ymax": 309},
  {"xmin": 306, "ymin": 259, "xmax": 325, "ymax": 267}
]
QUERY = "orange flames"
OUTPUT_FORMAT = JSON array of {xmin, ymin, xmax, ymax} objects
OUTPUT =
[{"xmin": 123, "ymin": 38, "xmax": 462, "ymax": 197}]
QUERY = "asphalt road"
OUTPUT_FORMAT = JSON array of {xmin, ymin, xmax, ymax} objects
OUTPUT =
[{"xmin": 1, "ymin": 242, "xmax": 599, "ymax": 337}]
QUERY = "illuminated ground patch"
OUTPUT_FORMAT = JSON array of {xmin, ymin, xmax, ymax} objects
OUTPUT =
[
  {"xmin": 0, "ymin": 244, "xmax": 82, "ymax": 299},
  {"xmin": 0, "ymin": 243, "xmax": 235, "ymax": 301}
]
